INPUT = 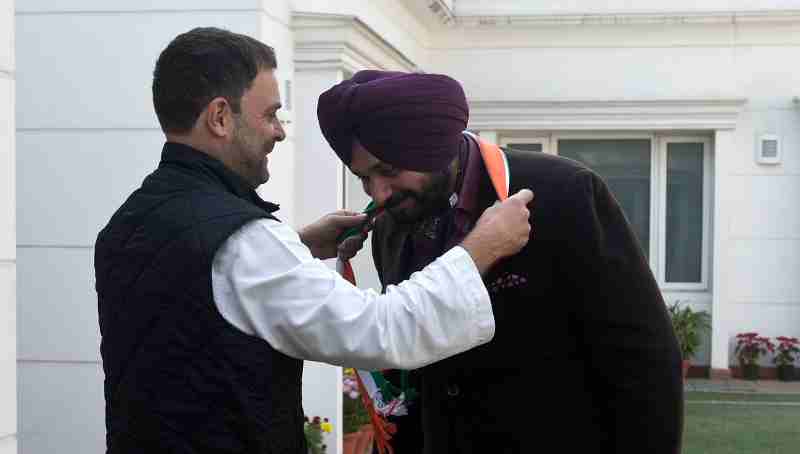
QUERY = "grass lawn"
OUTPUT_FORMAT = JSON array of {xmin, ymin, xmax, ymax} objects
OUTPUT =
[{"xmin": 683, "ymin": 392, "xmax": 800, "ymax": 454}]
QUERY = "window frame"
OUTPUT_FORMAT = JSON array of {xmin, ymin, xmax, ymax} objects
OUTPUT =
[
  {"xmin": 656, "ymin": 136, "xmax": 712, "ymax": 291},
  {"xmin": 550, "ymin": 132, "xmax": 660, "ymax": 272},
  {"xmin": 500, "ymin": 136, "xmax": 552, "ymax": 154},
  {"xmin": 501, "ymin": 131, "xmax": 712, "ymax": 290}
]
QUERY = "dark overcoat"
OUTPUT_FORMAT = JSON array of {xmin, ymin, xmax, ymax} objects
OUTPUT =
[{"xmin": 371, "ymin": 148, "xmax": 683, "ymax": 454}]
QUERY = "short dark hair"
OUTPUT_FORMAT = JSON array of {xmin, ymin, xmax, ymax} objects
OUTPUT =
[{"xmin": 152, "ymin": 27, "xmax": 277, "ymax": 134}]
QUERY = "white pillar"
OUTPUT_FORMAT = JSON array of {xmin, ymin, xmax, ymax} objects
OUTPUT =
[
  {"xmin": 294, "ymin": 67, "xmax": 346, "ymax": 454},
  {"xmin": 0, "ymin": 0, "xmax": 17, "ymax": 451},
  {"xmin": 293, "ymin": 68, "xmax": 346, "ymax": 227},
  {"xmin": 710, "ymin": 129, "xmax": 736, "ymax": 378},
  {"xmin": 291, "ymin": 11, "xmax": 421, "ymax": 452}
]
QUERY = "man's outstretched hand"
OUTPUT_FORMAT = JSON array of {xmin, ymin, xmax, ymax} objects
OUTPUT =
[
  {"xmin": 299, "ymin": 211, "xmax": 369, "ymax": 260},
  {"xmin": 461, "ymin": 189, "xmax": 534, "ymax": 275}
]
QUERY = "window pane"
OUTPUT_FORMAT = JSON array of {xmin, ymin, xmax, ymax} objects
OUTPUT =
[
  {"xmin": 506, "ymin": 143, "xmax": 543, "ymax": 152},
  {"xmin": 666, "ymin": 143, "xmax": 704, "ymax": 283},
  {"xmin": 559, "ymin": 139, "xmax": 651, "ymax": 259}
]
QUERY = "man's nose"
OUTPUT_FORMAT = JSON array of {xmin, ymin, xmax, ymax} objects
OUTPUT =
[{"xmin": 275, "ymin": 119, "xmax": 287, "ymax": 142}]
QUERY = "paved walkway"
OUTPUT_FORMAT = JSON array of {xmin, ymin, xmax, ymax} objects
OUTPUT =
[{"xmin": 685, "ymin": 378, "xmax": 800, "ymax": 394}]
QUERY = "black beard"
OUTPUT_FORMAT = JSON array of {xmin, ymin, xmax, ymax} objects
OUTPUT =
[{"xmin": 386, "ymin": 171, "xmax": 452, "ymax": 225}]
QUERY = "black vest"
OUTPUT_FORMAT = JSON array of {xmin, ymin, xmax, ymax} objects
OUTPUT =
[{"xmin": 95, "ymin": 143, "xmax": 306, "ymax": 454}]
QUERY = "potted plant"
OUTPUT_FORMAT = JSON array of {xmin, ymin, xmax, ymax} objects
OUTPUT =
[
  {"xmin": 342, "ymin": 368, "xmax": 374, "ymax": 454},
  {"xmin": 667, "ymin": 301, "xmax": 710, "ymax": 379},
  {"xmin": 304, "ymin": 415, "xmax": 332, "ymax": 454},
  {"xmin": 734, "ymin": 332, "xmax": 774, "ymax": 380},
  {"xmin": 773, "ymin": 336, "xmax": 799, "ymax": 381}
]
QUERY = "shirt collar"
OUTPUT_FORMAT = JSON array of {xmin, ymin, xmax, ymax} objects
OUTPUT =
[
  {"xmin": 159, "ymin": 142, "xmax": 281, "ymax": 214},
  {"xmin": 452, "ymin": 133, "xmax": 487, "ymax": 218}
]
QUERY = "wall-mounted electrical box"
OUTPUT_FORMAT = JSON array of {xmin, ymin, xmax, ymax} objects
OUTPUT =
[{"xmin": 756, "ymin": 134, "xmax": 781, "ymax": 165}]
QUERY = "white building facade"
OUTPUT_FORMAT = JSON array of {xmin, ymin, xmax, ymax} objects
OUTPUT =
[
  {"xmin": 8, "ymin": 1, "xmax": 800, "ymax": 454},
  {"xmin": 1, "ymin": 0, "xmax": 16, "ymax": 451}
]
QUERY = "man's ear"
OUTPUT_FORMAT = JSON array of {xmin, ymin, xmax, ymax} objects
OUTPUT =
[{"xmin": 205, "ymin": 97, "xmax": 233, "ymax": 138}]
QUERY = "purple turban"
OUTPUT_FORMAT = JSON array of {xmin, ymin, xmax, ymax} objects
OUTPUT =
[{"xmin": 317, "ymin": 70, "xmax": 469, "ymax": 172}]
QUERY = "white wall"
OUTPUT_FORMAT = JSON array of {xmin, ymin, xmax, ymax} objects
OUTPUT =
[
  {"xmin": 14, "ymin": 1, "xmax": 302, "ymax": 453},
  {"xmin": 723, "ymin": 94, "xmax": 800, "ymax": 366},
  {"xmin": 257, "ymin": 0, "xmax": 297, "ymax": 226},
  {"xmin": 1, "ymin": 1, "xmax": 17, "ymax": 452},
  {"xmin": 427, "ymin": 17, "xmax": 800, "ymax": 369}
]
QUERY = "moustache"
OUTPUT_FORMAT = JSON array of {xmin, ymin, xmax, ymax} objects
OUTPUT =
[{"xmin": 384, "ymin": 191, "xmax": 419, "ymax": 210}]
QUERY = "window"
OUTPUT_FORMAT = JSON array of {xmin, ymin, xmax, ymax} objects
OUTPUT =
[
  {"xmin": 559, "ymin": 139, "xmax": 652, "ymax": 260},
  {"xmin": 501, "ymin": 133, "xmax": 711, "ymax": 290},
  {"xmin": 660, "ymin": 138, "xmax": 710, "ymax": 289}
]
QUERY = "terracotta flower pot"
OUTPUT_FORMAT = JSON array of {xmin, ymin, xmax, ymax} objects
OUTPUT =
[{"xmin": 343, "ymin": 424, "xmax": 374, "ymax": 454}]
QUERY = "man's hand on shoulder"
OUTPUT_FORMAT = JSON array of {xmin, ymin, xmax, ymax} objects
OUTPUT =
[
  {"xmin": 298, "ymin": 211, "xmax": 368, "ymax": 260},
  {"xmin": 461, "ymin": 189, "xmax": 534, "ymax": 275}
]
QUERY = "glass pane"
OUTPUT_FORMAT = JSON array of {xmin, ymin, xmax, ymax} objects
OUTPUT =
[
  {"xmin": 559, "ymin": 139, "xmax": 651, "ymax": 259},
  {"xmin": 506, "ymin": 143, "xmax": 543, "ymax": 153},
  {"xmin": 665, "ymin": 143, "xmax": 704, "ymax": 283}
]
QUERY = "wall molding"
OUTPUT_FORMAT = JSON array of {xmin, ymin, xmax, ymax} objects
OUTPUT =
[
  {"xmin": 0, "ymin": 433, "xmax": 17, "ymax": 442},
  {"xmin": 292, "ymin": 12, "xmax": 417, "ymax": 73},
  {"xmin": 468, "ymin": 98, "xmax": 748, "ymax": 131},
  {"xmin": 17, "ymin": 358, "xmax": 100, "ymax": 364},
  {"xmin": 451, "ymin": 9, "xmax": 800, "ymax": 28},
  {"xmin": 426, "ymin": 0, "xmax": 455, "ymax": 25}
]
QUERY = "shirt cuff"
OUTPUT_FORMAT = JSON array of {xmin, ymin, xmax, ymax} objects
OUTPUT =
[{"xmin": 440, "ymin": 246, "xmax": 495, "ymax": 345}]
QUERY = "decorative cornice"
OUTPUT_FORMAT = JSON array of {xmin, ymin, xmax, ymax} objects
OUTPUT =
[
  {"xmin": 453, "ymin": 10, "xmax": 800, "ymax": 28},
  {"xmin": 292, "ymin": 12, "xmax": 417, "ymax": 73},
  {"xmin": 468, "ymin": 99, "xmax": 748, "ymax": 131},
  {"xmin": 427, "ymin": 0, "xmax": 455, "ymax": 26}
]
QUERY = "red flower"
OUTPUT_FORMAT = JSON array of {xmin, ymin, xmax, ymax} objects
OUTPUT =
[
  {"xmin": 773, "ymin": 335, "xmax": 800, "ymax": 366},
  {"xmin": 735, "ymin": 332, "xmax": 774, "ymax": 365}
]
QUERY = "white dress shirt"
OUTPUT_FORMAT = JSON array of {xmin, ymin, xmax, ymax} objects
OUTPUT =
[{"xmin": 211, "ymin": 218, "xmax": 494, "ymax": 371}]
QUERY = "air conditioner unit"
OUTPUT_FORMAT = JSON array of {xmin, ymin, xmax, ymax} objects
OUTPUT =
[{"xmin": 756, "ymin": 134, "xmax": 781, "ymax": 165}]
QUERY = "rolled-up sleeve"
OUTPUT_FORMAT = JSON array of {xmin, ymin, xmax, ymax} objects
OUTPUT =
[{"xmin": 212, "ymin": 218, "xmax": 494, "ymax": 371}]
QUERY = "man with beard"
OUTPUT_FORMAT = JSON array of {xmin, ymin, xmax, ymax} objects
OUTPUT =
[
  {"xmin": 94, "ymin": 28, "xmax": 535, "ymax": 454},
  {"xmin": 318, "ymin": 70, "xmax": 683, "ymax": 454}
]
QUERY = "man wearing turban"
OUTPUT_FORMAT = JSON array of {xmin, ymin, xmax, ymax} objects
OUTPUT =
[{"xmin": 318, "ymin": 70, "xmax": 683, "ymax": 454}]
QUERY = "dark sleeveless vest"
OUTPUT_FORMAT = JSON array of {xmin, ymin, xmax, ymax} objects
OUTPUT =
[{"xmin": 95, "ymin": 142, "xmax": 306, "ymax": 454}]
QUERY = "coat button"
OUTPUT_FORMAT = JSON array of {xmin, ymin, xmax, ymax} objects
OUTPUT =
[{"xmin": 446, "ymin": 384, "xmax": 460, "ymax": 397}]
